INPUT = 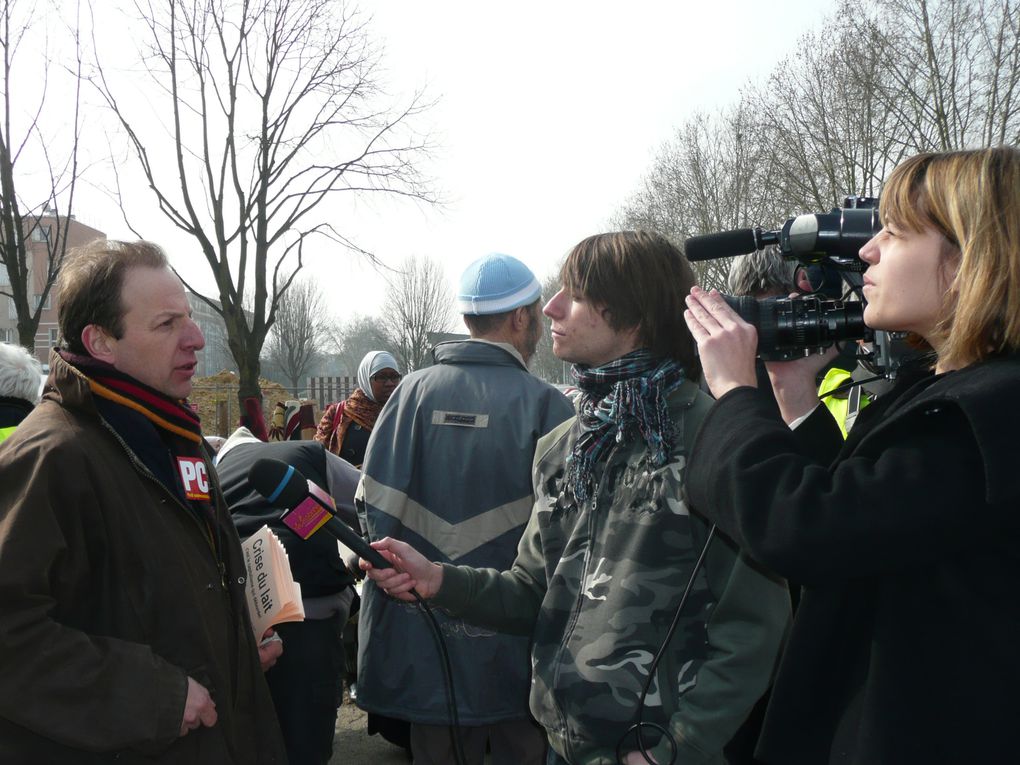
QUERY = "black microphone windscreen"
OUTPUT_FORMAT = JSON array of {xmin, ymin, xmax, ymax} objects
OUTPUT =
[
  {"xmin": 684, "ymin": 229, "xmax": 757, "ymax": 262},
  {"xmin": 248, "ymin": 457, "xmax": 391, "ymax": 569},
  {"xmin": 248, "ymin": 457, "xmax": 307, "ymax": 509}
]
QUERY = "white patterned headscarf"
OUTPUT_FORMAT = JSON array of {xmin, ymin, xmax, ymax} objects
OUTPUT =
[{"xmin": 357, "ymin": 351, "xmax": 400, "ymax": 402}]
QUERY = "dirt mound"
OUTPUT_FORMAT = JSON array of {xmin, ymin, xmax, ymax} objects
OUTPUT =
[{"xmin": 189, "ymin": 370, "xmax": 295, "ymax": 437}]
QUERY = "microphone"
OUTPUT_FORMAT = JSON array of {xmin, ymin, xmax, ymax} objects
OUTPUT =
[
  {"xmin": 248, "ymin": 457, "xmax": 391, "ymax": 570},
  {"xmin": 684, "ymin": 227, "xmax": 779, "ymax": 262}
]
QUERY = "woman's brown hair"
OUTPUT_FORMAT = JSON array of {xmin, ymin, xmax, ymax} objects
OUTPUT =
[{"xmin": 879, "ymin": 146, "xmax": 1020, "ymax": 369}]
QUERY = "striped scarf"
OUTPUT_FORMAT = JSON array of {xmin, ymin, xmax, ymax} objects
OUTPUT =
[
  {"xmin": 565, "ymin": 349, "xmax": 686, "ymax": 503},
  {"xmin": 59, "ymin": 351, "xmax": 203, "ymax": 443}
]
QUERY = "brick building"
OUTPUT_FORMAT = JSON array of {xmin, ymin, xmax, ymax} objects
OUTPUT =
[
  {"xmin": 0, "ymin": 214, "xmax": 105, "ymax": 364},
  {"xmin": 185, "ymin": 292, "xmax": 239, "ymax": 377},
  {"xmin": 1, "ymin": 219, "xmax": 239, "ymax": 377}
]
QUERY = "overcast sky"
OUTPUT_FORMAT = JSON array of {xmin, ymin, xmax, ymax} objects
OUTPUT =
[{"xmin": 75, "ymin": 0, "xmax": 839, "ymax": 326}]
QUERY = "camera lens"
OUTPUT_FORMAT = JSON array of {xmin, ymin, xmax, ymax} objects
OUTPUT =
[{"xmin": 721, "ymin": 294, "xmax": 872, "ymax": 360}]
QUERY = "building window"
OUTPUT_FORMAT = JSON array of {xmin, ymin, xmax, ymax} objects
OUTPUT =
[
  {"xmin": 0, "ymin": 265, "xmax": 8, "ymax": 286},
  {"xmin": 33, "ymin": 294, "xmax": 51, "ymax": 311},
  {"xmin": 0, "ymin": 328, "xmax": 10, "ymax": 343},
  {"xmin": 49, "ymin": 328, "xmax": 59, "ymax": 346},
  {"xmin": 30, "ymin": 225, "xmax": 51, "ymax": 243}
]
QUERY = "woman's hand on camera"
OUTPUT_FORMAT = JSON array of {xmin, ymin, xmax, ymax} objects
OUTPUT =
[
  {"xmin": 684, "ymin": 286, "xmax": 759, "ymax": 399},
  {"xmin": 359, "ymin": 537, "xmax": 444, "ymax": 601}
]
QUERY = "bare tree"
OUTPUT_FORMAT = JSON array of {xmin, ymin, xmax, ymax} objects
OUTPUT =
[
  {"xmin": 529, "ymin": 269, "xmax": 567, "ymax": 385},
  {"xmin": 748, "ymin": 15, "xmax": 904, "ymax": 215},
  {"xmin": 92, "ymin": 0, "xmax": 434, "ymax": 415},
  {"xmin": 328, "ymin": 312, "xmax": 387, "ymax": 377},
  {"xmin": 753, "ymin": 0, "xmax": 1018, "ymax": 215},
  {"xmin": 263, "ymin": 277, "xmax": 328, "ymax": 389},
  {"xmin": 745, "ymin": 0, "xmax": 1020, "ymax": 212},
  {"xmin": 617, "ymin": 0, "xmax": 1020, "ymax": 289},
  {"xmin": 0, "ymin": 0, "xmax": 84, "ymax": 350},
  {"xmin": 864, "ymin": 0, "xmax": 1020, "ymax": 150},
  {"xmin": 615, "ymin": 102, "xmax": 777, "ymax": 290},
  {"xmin": 378, "ymin": 254, "xmax": 452, "ymax": 372}
]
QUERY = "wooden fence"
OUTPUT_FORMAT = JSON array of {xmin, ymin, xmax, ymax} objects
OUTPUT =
[{"xmin": 308, "ymin": 376, "xmax": 357, "ymax": 410}]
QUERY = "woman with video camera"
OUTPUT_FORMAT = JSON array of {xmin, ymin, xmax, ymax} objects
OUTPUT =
[{"xmin": 683, "ymin": 145, "xmax": 1020, "ymax": 764}]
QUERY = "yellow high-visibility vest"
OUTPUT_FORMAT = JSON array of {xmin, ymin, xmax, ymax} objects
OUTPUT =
[{"xmin": 818, "ymin": 367, "xmax": 869, "ymax": 438}]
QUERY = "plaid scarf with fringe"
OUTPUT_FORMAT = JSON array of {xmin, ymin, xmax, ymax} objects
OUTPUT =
[{"xmin": 565, "ymin": 349, "xmax": 686, "ymax": 503}]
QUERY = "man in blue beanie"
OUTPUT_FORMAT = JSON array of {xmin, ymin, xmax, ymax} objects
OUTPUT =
[
  {"xmin": 360, "ymin": 233, "xmax": 790, "ymax": 765},
  {"xmin": 355, "ymin": 253, "xmax": 574, "ymax": 764}
]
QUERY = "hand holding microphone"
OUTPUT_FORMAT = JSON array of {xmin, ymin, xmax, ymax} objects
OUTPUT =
[
  {"xmin": 247, "ymin": 458, "xmax": 442, "ymax": 601},
  {"xmin": 248, "ymin": 457, "xmax": 466, "ymax": 764},
  {"xmin": 247, "ymin": 457, "xmax": 391, "ymax": 570},
  {"xmin": 358, "ymin": 537, "xmax": 444, "ymax": 601}
]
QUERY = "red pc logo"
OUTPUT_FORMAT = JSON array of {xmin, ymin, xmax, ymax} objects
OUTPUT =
[{"xmin": 177, "ymin": 456, "xmax": 211, "ymax": 501}]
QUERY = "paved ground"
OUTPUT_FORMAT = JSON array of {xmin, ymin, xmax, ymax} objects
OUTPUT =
[
  {"xmin": 329, "ymin": 697, "xmax": 410, "ymax": 764},
  {"xmin": 329, "ymin": 696, "xmax": 505, "ymax": 764}
]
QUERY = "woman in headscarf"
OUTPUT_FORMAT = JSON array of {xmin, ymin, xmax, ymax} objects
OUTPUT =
[
  {"xmin": 315, "ymin": 350, "xmax": 401, "ymax": 467},
  {"xmin": 315, "ymin": 349, "xmax": 409, "ymax": 755}
]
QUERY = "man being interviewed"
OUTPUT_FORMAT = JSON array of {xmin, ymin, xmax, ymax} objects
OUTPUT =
[
  {"xmin": 356, "ymin": 253, "xmax": 575, "ymax": 765},
  {"xmin": 0, "ymin": 241, "xmax": 285, "ymax": 763},
  {"xmin": 361, "ymin": 232, "xmax": 790, "ymax": 765}
]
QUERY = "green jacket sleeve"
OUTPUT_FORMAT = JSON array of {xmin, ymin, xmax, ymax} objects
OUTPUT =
[
  {"xmin": 431, "ymin": 417, "xmax": 576, "ymax": 635},
  {"xmin": 654, "ymin": 530, "xmax": 791, "ymax": 765},
  {"xmin": 652, "ymin": 385, "xmax": 791, "ymax": 764}
]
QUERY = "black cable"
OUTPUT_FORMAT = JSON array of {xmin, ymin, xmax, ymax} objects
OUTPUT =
[
  {"xmin": 410, "ymin": 588, "xmax": 468, "ymax": 765},
  {"xmin": 615, "ymin": 524, "xmax": 718, "ymax": 765},
  {"xmin": 816, "ymin": 373, "xmax": 885, "ymax": 401}
]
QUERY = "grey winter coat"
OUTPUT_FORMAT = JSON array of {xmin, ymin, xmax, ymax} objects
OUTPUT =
[{"xmin": 356, "ymin": 339, "xmax": 574, "ymax": 725}]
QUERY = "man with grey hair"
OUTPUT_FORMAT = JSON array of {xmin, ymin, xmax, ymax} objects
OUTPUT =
[
  {"xmin": 727, "ymin": 245, "xmax": 798, "ymax": 298},
  {"xmin": 0, "ymin": 342, "xmax": 42, "ymax": 443},
  {"xmin": 356, "ymin": 253, "xmax": 574, "ymax": 765}
]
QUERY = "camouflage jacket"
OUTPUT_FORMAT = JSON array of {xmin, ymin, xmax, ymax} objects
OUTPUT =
[{"xmin": 435, "ymin": 379, "xmax": 791, "ymax": 764}]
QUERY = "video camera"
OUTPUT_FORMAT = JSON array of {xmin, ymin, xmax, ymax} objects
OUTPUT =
[
  {"xmin": 684, "ymin": 196, "xmax": 908, "ymax": 375},
  {"xmin": 719, "ymin": 293, "xmax": 872, "ymax": 362},
  {"xmin": 685, "ymin": 195, "xmax": 880, "ymax": 271}
]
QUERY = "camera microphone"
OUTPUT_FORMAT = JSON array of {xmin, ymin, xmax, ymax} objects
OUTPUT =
[
  {"xmin": 247, "ymin": 457, "xmax": 391, "ymax": 570},
  {"xmin": 684, "ymin": 204, "xmax": 880, "ymax": 268},
  {"xmin": 684, "ymin": 228, "xmax": 778, "ymax": 262}
]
